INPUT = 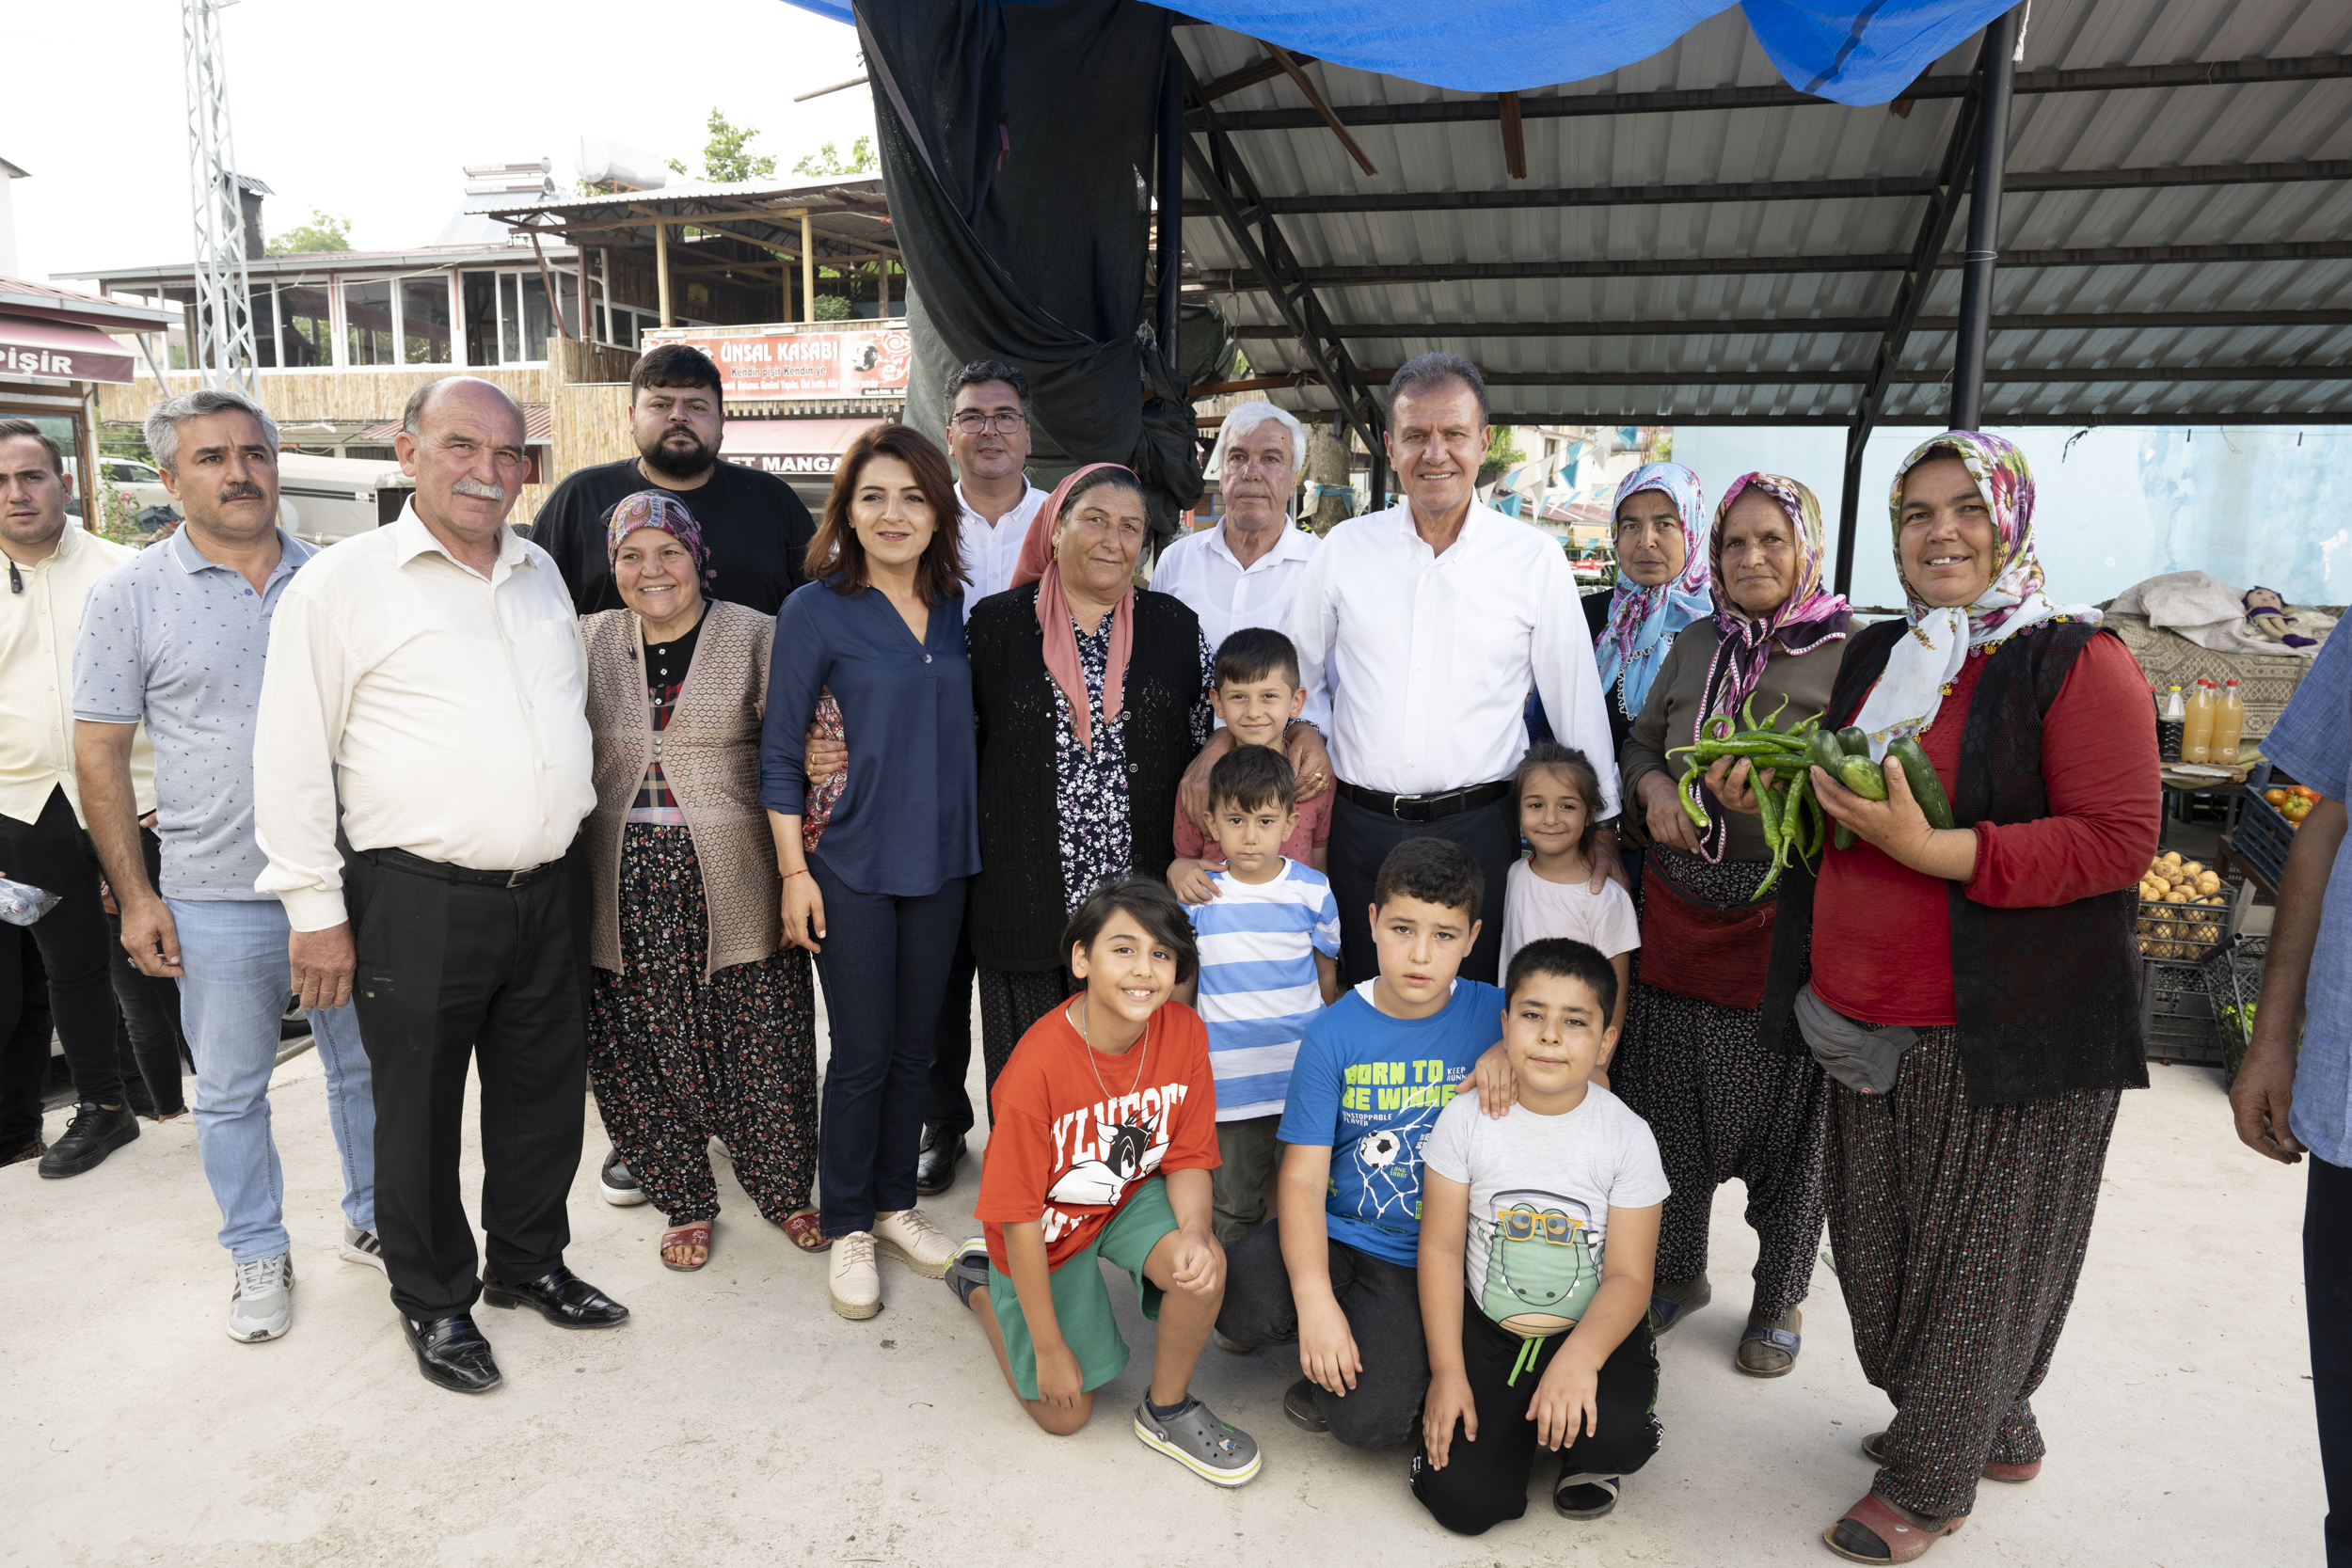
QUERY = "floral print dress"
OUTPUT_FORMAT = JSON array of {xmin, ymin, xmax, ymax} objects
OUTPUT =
[{"xmin": 1049, "ymin": 608, "xmax": 1214, "ymax": 912}]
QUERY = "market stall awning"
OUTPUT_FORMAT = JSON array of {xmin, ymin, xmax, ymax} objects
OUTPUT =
[
  {"xmin": 721, "ymin": 415, "xmax": 885, "ymax": 477},
  {"xmin": 0, "ymin": 312, "xmax": 135, "ymax": 384}
]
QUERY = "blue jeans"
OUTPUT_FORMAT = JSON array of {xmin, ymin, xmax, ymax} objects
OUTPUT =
[{"xmin": 169, "ymin": 896, "xmax": 375, "ymax": 1261}]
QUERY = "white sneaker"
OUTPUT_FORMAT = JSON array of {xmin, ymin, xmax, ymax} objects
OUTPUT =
[
  {"xmin": 228, "ymin": 1252, "xmax": 294, "ymax": 1342},
  {"xmin": 829, "ymin": 1231, "xmax": 881, "ymax": 1320},
  {"xmin": 338, "ymin": 1223, "xmax": 388, "ymax": 1274},
  {"xmin": 872, "ymin": 1208, "xmax": 956, "ymax": 1278}
]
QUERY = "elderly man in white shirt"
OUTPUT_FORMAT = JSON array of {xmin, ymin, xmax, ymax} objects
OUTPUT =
[
  {"xmin": 1283, "ymin": 354, "xmax": 1618, "ymax": 985},
  {"xmin": 1151, "ymin": 401, "xmax": 1323, "ymax": 683},
  {"xmin": 254, "ymin": 376, "xmax": 628, "ymax": 1397}
]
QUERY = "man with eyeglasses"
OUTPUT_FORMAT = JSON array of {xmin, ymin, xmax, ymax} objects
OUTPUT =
[{"xmin": 943, "ymin": 359, "xmax": 1050, "ymax": 621}]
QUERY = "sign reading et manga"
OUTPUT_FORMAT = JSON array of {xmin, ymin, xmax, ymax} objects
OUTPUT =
[{"xmin": 643, "ymin": 322, "xmax": 912, "ymax": 401}]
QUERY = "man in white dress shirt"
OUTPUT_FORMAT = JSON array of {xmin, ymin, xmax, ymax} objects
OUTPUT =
[
  {"xmin": 1283, "ymin": 354, "xmax": 1618, "ymax": 986},
  {"xmin": 1150, "ymin": 401, "xmax": 1322, "ymax": 682},
  {"xmin": 254, "ymin": 376, "xmax": 628, "ymax": 1395}
]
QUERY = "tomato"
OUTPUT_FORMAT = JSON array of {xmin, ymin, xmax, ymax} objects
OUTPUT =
[
  {"xmin": 2292, "ymin": 784, "xmax": 2320, "ymax": 800},
  {"xmin": 2285, "ymin": 796, "xmax": 2314, "ymax": 821},
  {"xmin": 2266, "ymin": 788, "xmax": 2290, "ymax": 806}
]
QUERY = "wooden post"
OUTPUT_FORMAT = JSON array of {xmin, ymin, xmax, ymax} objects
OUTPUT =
[
  {"xmin": 577, "ymin": 243, "xmax": 592, "ymax": 346},
  {"xmin": 879, "ymin": 260, "xmax": 890, "ymax": 319},
  {"xmin": 531, "ymin": 230, "xmax": 571, "ymax": 340},
  {"xmin": 657, "ymin": 222, "xmax": 673, "ymax": 326},
  {"xmin": 801, "ymin": 210, "xmax": 816, "ymax": 325}
]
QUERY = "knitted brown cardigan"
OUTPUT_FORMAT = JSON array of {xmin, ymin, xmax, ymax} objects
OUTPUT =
[{"xmin": 582, "ymin": 599, "xmax": 784, "ymax": 977}]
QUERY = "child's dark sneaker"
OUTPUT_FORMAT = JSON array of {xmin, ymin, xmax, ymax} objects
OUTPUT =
[
  {"xmin": 945, "ymin": 1237, "xmax": 990, "ymax": 1308},
  {"xmin": 1554, "ymin": 1472, "xmax": 1620, "ymax": 1519},
  {"xmin": 1132, "ymin": 1396, "xmax": 1262, "ymax": 1487},
  {"xmin": 1281, "ymin": 1376, "xmax": 1329, "ymax": 1433}
]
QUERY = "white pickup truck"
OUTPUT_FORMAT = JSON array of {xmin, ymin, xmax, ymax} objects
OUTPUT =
[{"xmin": 92, "ymin": 452, "xmax": 414, "ymax": 545}]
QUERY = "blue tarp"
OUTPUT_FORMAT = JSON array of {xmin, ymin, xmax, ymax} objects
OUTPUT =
[{"xmin": 780, "ymin": 0, "xmax": 2013, "ymax": 107}]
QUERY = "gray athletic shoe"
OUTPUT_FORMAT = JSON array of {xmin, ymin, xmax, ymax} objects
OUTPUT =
[
  {"xmin": 227, "ymin": 1252, "xmax": 294, "ymax": 1342},
  {"xmin": 338, "ymin": 1223, "xmax": 388, "ymax": 1274},
  {"xmin": 1132, "ymin": 1397, "xmax": 1262, "ymax": 1487}
]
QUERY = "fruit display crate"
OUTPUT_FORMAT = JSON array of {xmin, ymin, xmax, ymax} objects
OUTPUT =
[
  {"xmin": 2234, "ymin": 790, "xmax": 2298, "ymax": 889},
  {"xmin": 2134, "ymin": 892, "xmax": 2234, "ymax": 963},
  {"xmin": 2140, "ymin": 955, "xmax": 2229, "ymax": 1068}
]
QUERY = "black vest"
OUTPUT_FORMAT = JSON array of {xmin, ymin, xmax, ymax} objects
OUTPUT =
[
  {"xmin": 966, "ymin": 583, "xmax": 1203, "ymax": 971},
  {"xmin": 1761, "ymin": 618, "xmax": 2147, "ymax": 1105}
]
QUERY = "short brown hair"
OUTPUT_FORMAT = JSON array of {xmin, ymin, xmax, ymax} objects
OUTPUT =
[
  {"xmin": 0, "ymin": 419, "xmax": 65, "ymax": 476},
  {"xmin": 805, "ymin": 423, "xmax": 967, "ymax": 605}
]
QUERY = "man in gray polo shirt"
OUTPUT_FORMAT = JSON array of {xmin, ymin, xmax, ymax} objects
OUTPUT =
[{"xmin": 72, "ymin": 388, "xmax": 377, "ymax": 1344}]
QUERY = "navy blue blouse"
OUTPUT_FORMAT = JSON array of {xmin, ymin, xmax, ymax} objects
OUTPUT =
[{"xmin": 758, "ymin": 577, "xmax": 980, "ymax": 897}]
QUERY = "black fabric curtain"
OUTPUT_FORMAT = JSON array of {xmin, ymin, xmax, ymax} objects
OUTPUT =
[{"xmin": 860, "ymin": 0, "xmax": 1201, "ymax": 538}]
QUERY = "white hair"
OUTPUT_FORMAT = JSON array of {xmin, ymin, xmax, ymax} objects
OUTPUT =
[{"xmin": 1206, "ymin": 401, "xmax": 1308, "ymax": 492}]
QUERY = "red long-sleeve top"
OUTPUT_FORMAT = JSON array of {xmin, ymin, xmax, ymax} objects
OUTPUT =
[{"xmin": 1810, "ymin": 631, "xmax": 2161, "ymax": 1027}]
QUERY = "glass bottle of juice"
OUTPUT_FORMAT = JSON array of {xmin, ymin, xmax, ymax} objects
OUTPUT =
[
  {"xmin": 2211, "ymin": 678, "xmax": 2246, "ymax": 768},
  {"xmin": 2159, "ymin": 686, "xmax": 2186, "ymax": 763},
  {"xmin": 2182, "ymin": 678, "xmax": 2217, "ymax": 764}
]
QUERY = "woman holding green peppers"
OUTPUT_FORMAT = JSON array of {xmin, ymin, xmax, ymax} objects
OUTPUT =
[
  {"xmin": 1616, "ymin": 472, "xmax": 1851, "ymax": 1378},
  {"xmin": 1716, "ymin": 433, "xmax": 2157, "ymax": 1563}
]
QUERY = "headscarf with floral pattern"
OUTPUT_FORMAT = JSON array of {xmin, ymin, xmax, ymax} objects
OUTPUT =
[{"xmin": 1595, "ymin": 463, "xmax": 1711, "ymax": 721}]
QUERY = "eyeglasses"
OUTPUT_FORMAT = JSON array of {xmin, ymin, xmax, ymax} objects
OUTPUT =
[{"xmin": 950, "ymin": 411, "xmax": 1028, "ymax": 436}]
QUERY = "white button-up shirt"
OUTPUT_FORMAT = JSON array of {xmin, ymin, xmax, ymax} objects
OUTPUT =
[
  {"xmin": 0, "ymin": 523, "xmax": 154, "ymax": 827},
  {"xmin": 1149, "ymin": 517, "xmax": 1321, "ymax": 659},
  {"xmin": 955, "ymin": 479, "xmax": 1047, "ymax": 623},
  {"xmin": 253, "ymin": 502, "xmax": 596, "ymax": 931},
  {"xmin": 1284, "ymin": 500, "xmax": 1618, "ymax": 815}
]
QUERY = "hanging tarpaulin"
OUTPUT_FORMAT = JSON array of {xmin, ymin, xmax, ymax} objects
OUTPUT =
[{"xmin": 787, "ymin": 0, "xmax": 2016, "ymax": 108}]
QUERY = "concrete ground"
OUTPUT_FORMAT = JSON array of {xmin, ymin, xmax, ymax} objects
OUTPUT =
[{"xmin": 4, "ymin": 1009, "xmax": 2323, "ymax": 1568}]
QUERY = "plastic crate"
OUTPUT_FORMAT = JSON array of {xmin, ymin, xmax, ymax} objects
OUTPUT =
[
  {"xmin": 2236, "ymin": 791, "xmax": 2298, "ymax": 883},
  {"xmin": 2133, "ymin": 892, "xmax": 2234, "ymax": 963},
  {"xmin": 2205, "ymin": 935, "xmax": 2270, "ymax": 1079},
  {"xmin": 2139, "ymin": 956, "xmax": 2229, "ymax": 1067}
]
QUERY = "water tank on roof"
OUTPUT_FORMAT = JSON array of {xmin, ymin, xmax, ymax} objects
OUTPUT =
[{"xmin": 576, "ymin": 137, "xmax": 669, "ymax": 193}]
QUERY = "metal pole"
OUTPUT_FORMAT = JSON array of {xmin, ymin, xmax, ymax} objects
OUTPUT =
[
  {"xmin": 1833, "ymin": 424, "xmax": 1868, "ymax": 597},
  {"xmin": 1950, "ymin": 5, "xmax": 2019, "ymax": 431},
  {"xmin": 1157, "ymin": 54, "xmax": 1184, "ymax": 366},
  {"xmin": 1369, "ymin": 437, "xmax": 1387, "ymax": 515}
]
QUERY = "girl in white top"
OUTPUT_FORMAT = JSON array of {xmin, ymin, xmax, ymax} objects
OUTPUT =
[{"xmin": 1500, "ymin": 744, "xmax": 1641, "ymax": 1058}]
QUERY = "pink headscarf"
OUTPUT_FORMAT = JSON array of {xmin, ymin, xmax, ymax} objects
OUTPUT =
[{"xmin": 1011, "ymin": 464, "xmax": 1140, "ymax": 752}]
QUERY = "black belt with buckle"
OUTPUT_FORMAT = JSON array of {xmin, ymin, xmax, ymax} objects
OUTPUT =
[
  {"xmin": 362, "ymin": 845, "xmax": 560, "ymax": 889},
  {"xmin": 1335, "ymin": 778, "xmax": 1513, "ymax": 823}
]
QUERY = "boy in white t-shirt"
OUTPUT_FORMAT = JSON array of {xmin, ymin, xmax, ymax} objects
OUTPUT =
[
  {"xmin": 1499, "ymin": 744, "xmax": 1639, "ymax": 1047},
  {"xmin": 1410, "ymin": 938, "xmax": 1668, "ymax": 1534}
]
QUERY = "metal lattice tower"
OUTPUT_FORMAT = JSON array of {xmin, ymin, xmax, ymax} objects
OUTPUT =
[{"xmin": 182, "ymin": 0, "xmax": 257, "ymax": 392}]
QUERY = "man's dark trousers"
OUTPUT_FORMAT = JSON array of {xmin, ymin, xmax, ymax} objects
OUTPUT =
[
  {"xmin": 2312, "ymin": 1154, "xmax": 2352, "ymax": 1567},
  {"xmin": 0, "ymin": 785, "xmax": 125, "ymax": 1106},
  {"xmin": 1327, "ymin": 788, "xmax": 1515, "ymax": 987},
  {"xmin": 345, "ymin": 847, "xmax": 587, "ymax": 1320}
]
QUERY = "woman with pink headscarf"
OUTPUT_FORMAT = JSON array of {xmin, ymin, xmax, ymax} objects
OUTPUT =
[
  {"xmin": 1615, "ymin": 471, "xmax": 1851, "ymax": 1380},
  {"xmin": 963, "ymin": 464, "xmax": 1216, "ymax": 1095}
]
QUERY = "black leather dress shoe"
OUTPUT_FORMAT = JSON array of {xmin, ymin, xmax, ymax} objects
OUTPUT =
[
  {"xmin": 38, "ymin": 1102, "xmax": 139, "ymax": 1179},
  {"xmin": 482, "ymin": 1266, "xmax": 630, "ymax": 1329},
  {"xmin": 915, "ymin": 1123, "xmax": 966, "ymax": 1197},
  {"xmin": 401, "ymin": 1313, "xmax": 502, "ymax": 1394}
]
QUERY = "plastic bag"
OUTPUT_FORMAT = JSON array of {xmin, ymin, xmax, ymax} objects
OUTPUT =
[{"xmin": 0, "ymin": 877, "xmax": 61, "ymax": 926}]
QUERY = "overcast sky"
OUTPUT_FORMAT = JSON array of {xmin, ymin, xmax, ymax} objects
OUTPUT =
[{"xmin": 9, "ymin": 0, "xmax": 875, "ymax": 286}]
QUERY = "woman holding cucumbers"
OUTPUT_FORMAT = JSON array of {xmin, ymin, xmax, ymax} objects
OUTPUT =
[
  {"xmin": 1718, "ymin": 432, "xmax": 2158, "ymax": 1563},
  {"xmin": 1616, "ymin": 472, "xmax": 1851, "ymax": 1378}
]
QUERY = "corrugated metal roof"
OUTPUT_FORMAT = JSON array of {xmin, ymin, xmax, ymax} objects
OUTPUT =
[{"xmin": 1174, "ymin": 0, "xmax": 2352, "ymax": 425}]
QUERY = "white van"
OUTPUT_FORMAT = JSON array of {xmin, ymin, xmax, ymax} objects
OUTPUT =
[{"xmin": 273, "ymin": 453, "xmax": 415, "ymax": 545}]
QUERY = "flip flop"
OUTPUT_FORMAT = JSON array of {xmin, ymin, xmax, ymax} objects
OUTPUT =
[
  {"xmin": 1823, "ymin": 1493, "xmax": 1961, "ymax": 1563},
  {"xmin": 1862, "ymin": 1430, "xmax": 2042, "ymax": 1483},
  {"xmin": 781, "ymin": 1209, "xmax": 832, "ymax": 1254},
  {"xmin": 660, "ymin": 1224, "xmax": 712, "ymax": 1273}
]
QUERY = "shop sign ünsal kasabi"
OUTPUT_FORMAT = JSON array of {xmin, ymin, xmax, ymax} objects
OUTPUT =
[{"xmin": 642, "ymin": 322, "xmax": 910, "ymax": 401}]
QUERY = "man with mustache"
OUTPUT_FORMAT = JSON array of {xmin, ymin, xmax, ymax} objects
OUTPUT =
[
  {"xmin": 72, "ymin": 388, "xmax": 379, "ymax": 1341},
  {"xmin": 254, "ymin": 377, "xmax": 626, "ymax": 1394},
  {"xmin": 0, "ymin": 419, "xmax": 150, "ymax": 1176}
]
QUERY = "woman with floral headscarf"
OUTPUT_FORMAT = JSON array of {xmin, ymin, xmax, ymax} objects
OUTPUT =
[
  {"xmin": 1615, "ymin": 472, "xmax": 1851, "ymax": 1379},
  {"xmin": 581, "ymin": 489, "xmax": 818, "ymax": 1275},
  {"xmin": 1729, "ymin": 433, "xmax": 2158, "ymax": 1562},
  {"xmin": 1587, "ymin": 462, "xmax": 1712, "ymax": 768}
]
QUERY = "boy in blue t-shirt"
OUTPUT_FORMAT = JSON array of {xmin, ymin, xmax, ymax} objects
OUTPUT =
[{"xmin": 1215, "ymin": 837, "xmax": 1503, "ymax": 1449}]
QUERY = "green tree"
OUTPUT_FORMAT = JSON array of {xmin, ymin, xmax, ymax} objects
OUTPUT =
[
  {"xmin": 668, "ymin": 109, "xmax": 778, "ymax": 183},
  {"xmin": 266, "ymin": 208, "xmax": 352, "ymax": 254},
  {"xmin": 1476, "ymin": 425, "xmax": 1526, "ymax": 488},
  {"xmin": 794, "ymin": 135, "xmax": 878, "ymax": 178}
]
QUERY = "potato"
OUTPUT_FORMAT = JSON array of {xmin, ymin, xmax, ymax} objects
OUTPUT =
[
  {"xmin": 2168, "ymin": 889, "xmax": 2193, "ymax": 903},
  {"xmin": 2163, "ymin": 851, "xmax": 2184, "ymax": 864},
  {"xmin": 2183, "ymin": 861, "xmax": 2205, "ymax": 877}
]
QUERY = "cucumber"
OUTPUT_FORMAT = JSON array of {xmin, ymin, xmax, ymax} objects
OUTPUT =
[
  {"xmin": 1835, "ymin": 823, "xmax": 1856, "ymax": 850},
  {"xmin": 1836, "ymin": 725, "xmax": 1870, "ymax": 757},
  {"xmin": 1837, "ymin": 754, "xmax": 1890, "ymax": 801},
  {"xmin": 1885, "ymin": 736, "xmax": 1954, "ymax": 830},
  {"xmin": 1807, "ymin": 731, "xmax": 1848, "ymax": 778}
]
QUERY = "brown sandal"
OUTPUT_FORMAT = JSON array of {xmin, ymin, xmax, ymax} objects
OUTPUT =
[
  {"xmin": 781, "ymin": 1209, "xmax": 831, "ymax": 1254},
  {"xmin": 1824, "ymin": 1493, "xmax": 1961, "ymax": 1563},
  {"xmin": 660, "ymin": 1225, "xmax": 712, "ymax": 1272}
]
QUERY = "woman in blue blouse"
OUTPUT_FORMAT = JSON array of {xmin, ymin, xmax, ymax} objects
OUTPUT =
[{"xmin": 760, "ymin": 424, "xmax": 978, "ymax": 1322}]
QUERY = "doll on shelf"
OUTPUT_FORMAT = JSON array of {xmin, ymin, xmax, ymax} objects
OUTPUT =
[{"xmin": 2244, "ymin": 586, "xmax": 2321, "ymax": 649}]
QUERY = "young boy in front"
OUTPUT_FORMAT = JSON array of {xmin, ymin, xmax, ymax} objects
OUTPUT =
[
  {"xmin": 1169, "ymin": 627, "xmax": 1332, "ymax": 900},
  {"xmin": 946, "ymin": 877, "xmax": 1261, "ymax": 1486},
  {"xmin": 1412, "ymin": 938, "xmax": 1668, "ymax": 1534},
  {"xmin": 1214, "ymin": 837, "xmax": 1502, "ymax": 1449},
  {"xmin": 1175, "ymin": 745, "xmax": 1342, "ymax": 1246}
]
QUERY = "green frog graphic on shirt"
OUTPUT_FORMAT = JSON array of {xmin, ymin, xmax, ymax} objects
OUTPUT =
[{"xmin": 1480, "ymin": 1189, "xmax": 1600, "ymax": 1337}]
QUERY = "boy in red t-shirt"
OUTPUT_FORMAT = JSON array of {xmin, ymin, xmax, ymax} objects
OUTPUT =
[
  {"xmin": 1168, "ymin": 628, "xmax": 1332, "ymax": 903},
  {"xmin": 947, "ymin": 877, "xmax": 1261, "ymax": 1486}
]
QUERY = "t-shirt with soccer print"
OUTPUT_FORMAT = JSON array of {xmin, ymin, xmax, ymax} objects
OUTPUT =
[{"xmin": 977, "ymin": 999, "xmax": 1222, "ymax": 1274}]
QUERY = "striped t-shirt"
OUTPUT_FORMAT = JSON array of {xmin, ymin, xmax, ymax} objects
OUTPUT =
[{"xmin": 1187, "ymin": 859, "xmax": 1343, "ymax": 1120}]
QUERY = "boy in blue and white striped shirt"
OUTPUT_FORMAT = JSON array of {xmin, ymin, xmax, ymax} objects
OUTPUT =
[{"xmin": 1178, "ymin": 744, "xmax": 1342, "ymax": 1245}]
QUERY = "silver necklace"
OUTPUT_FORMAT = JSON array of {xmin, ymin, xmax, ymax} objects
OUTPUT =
[{"xmin": 1072, "ymin": 995, "xmax": 1150, "ymax": 1103}]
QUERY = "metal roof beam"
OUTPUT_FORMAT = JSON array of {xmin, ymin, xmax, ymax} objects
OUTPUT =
[
  {"xmin": 1204, "ymin": 365, "xmax": 2352, "ymax": 389},
  {"xmin": 1184, "ymin": 53, "xmax": 2352, "ymax": 134},
  {"xmin": 1174, "ymin": 53, "xmax": 1387, "ymax": 454},
  {"xmin": 1486, "ymin": 410, "xmax": 2352, "ymax": 425},
  {"xmin": 1230, "ymin": 310, "xmax": 2352, "ymax": 339},
  {"xmin": 1197, "ymin": 238, "xmax": 2352, "ymax": 290},
  {"xmin": 1179, "ymin": 159, "xmax": 2350, "ymax": 218}
]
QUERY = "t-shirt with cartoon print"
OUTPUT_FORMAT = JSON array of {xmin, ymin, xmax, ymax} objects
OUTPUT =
[
  {"xmin": 1419, "ymin": 1085, "xmax": 1670, "ymax": 1337},
  {"xmin": 1274, "ymin": 977, "xmax": 1506, "ymax": 1269},
  {"xmin": 976, "ymin": 999, "xmax": 1222, "ymax": 1274}
]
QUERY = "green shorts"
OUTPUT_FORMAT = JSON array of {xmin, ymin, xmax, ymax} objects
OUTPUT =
[{"xmin": 990, "ymin": 1175, "xmax": 1177, "ymax": 1401}]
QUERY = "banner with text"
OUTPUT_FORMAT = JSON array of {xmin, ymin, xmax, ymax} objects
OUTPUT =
[{"xmin": 643, "ymin": 322, "xmax": 912, "ymax": 402}]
